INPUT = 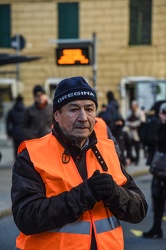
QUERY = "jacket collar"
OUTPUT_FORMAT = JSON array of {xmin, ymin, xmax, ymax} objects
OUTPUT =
[{"xmin": 52, "ymin": 123, "xmax": 108, "ymax": 171}]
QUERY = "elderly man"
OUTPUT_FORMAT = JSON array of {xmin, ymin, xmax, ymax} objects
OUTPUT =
[{"xmin": 11, "ymin": 76, "xmax": 148, "ymax": 250}]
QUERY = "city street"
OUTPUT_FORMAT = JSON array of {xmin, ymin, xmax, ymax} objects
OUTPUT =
[
  {"xmin": 0, "ymin": 215, "xmax": 19, "ymax": 249},
  {"xmin": 0, "ymin": 173, "xmax": 166, "ymax": 250},
  {"xmin": 122, "ymin": 174, "xmax": 166, "ymax": 250}
]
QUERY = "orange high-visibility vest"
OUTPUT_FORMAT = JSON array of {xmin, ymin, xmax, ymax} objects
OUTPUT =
[
  {"xmin": 94, "ymin": 117, "xmax": 108, "ymax": 139},
  {"xmin": 16, "ymin": 133, "xmax": 127, "ymax": 250}
]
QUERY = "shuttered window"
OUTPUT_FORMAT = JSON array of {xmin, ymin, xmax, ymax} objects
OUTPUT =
[
  {"xmin": 58, "ymin": 2, "xmax": 79, "ymax": 39},
  {"xmin": 0, "ymin": 4, "xmax": 11, "ymax": 48},
  {"xmin": 129, "ymin": 0, "xmax": 152, "ymax": 45}
]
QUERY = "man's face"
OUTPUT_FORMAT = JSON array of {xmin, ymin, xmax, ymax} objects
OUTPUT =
[
  {"xmin": 54, "ymin": 100, "xmax": 97, "ymax": 147},
  {"xmin": 35, "ymin": 91, "xmax": 47, "ymax": 104}
]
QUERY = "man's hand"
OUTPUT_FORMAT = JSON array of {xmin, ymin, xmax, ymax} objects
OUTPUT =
[{"xmin": 87, "ymin": 170, "xmax": 115, "ymax": 201}]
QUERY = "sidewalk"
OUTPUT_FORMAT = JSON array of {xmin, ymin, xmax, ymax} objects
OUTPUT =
[
  {"xmin": 0, "ymin": 140, "xmax": 14, "ymax": 218},
  {"xmin": 0, "ymin": 141, "xmax": 149, "ymax": 218},
  {"xmin": 126, "ymin": 151, "xmax": 150, "ymax": 177}
]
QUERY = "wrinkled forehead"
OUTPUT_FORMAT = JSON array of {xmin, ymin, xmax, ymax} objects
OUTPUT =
[{"xmin": 64, "ymin": 99, "xmax": 96, "ymax": 108}]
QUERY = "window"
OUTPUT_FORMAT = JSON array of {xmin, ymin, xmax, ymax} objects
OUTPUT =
[
  {"xmin": 0, "ymin": 4, "xmax": 11, "ymax": 48},
  {"xmin": 129, "ymin": 0, "xmax": 152, "ymax": 45},
  {"xmin": 58, "ymin": 2, "xmax": 79, "ymax": 39}
]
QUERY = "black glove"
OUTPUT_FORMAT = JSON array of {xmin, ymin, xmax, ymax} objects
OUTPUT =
[
  {"xmin": 87, "ymin": 170, "xmax": 115, "ymax": 201},
  {"xmin": 65, "ymin": 180, "xmax": 97, "ymax": 220}
]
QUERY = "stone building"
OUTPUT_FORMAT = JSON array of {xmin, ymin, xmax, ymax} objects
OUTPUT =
[{"xmin": 0, "ymin": 0, "xmax": 166, "ymax": 130}]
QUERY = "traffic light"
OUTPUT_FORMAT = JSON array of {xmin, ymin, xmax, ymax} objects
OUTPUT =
[{"xmin": 56, "ymin": 46, "xmax": 91, "ymax": 66}]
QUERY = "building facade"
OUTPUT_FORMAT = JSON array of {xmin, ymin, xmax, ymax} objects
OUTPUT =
[{"xmin": 0, "ymin": 0, "xmax": 166, "ymax": 129}]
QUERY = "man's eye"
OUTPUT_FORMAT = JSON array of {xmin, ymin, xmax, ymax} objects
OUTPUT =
[
  {"xmin": 70, "ymin": 108, "xmax": 78, "ymax": 112},
  {"xmin": 86, "ymin": 108, "xmax": 94, "ymax": 112}
]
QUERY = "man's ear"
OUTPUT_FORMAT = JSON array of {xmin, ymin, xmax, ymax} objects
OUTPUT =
[{"xmin": 54, "ymin": 111, "xmax": 59, "ymax": 122}]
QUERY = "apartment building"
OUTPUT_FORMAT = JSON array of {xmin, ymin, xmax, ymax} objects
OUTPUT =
[{"xmin": 0, "ymin": 0, "xmax": 166, "ymax": 128}]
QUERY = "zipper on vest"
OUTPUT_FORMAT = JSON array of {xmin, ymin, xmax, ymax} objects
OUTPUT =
[{"xmin": 89, "ymin": 210, "xmax": 98, "ymax": 250}]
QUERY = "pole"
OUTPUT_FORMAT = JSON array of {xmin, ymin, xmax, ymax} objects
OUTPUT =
[
  {"xmin": 92, "ymin": 32, "xmax": 97, "ymax": 92},
  {"xmin": 16, "ymin": 34, "xmax": 20, "ymax": 92}
]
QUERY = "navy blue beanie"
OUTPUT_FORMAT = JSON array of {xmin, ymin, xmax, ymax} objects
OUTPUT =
[
  {"xmin": 53, "ymin": 76, "xmax": 98, "ymax": 112},
  {"xmin": 33, "ymin": 85, "xmax": 45, "ymax": 96}
]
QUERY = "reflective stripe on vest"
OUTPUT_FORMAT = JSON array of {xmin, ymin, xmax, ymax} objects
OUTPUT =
[
  {"xmin": 49, "ymin": 216, "xmax": 120, "ymax": 234},
  {"xmin": 95, "ymin": 216, "xmax": 120, "ymax": 234},
  {"xmin": 50, "ymin": 220, "xmax": 90, "ymax": 234}
]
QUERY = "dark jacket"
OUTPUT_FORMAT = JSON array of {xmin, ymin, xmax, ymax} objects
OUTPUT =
[
  {"xmin": 11, "ymin": 124, "xmax": 148, "ymax": 245},
  {"xmin": 22, "ymin": 101, "xmax": 53, "ymax": 139},
  {"xmin": 111, "ymin": 121, "xmax": 133, "ymax": 166},
  {"xmin": 6, "ymin": 99, "xmax": 25, "ymax": 142},
  {"xmin": 99, "ymin": 99, "xmax": 121, "ymax": 129},
  {"xmin": 151, "ymin": 122, "xmax": 166, "ymax": 199},
  {"xmin": 157, "ymin": 122, "xmax": 166, "ymax": 154}
]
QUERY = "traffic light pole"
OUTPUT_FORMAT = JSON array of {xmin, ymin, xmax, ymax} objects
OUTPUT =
[{"xmin": 92, "ymin": 32, "xmax": 97, "ymax": 92}]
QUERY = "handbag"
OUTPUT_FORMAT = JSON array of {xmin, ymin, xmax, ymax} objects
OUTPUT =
[{"xmin": 150, "ymin": 150, "xmax": 166, "ymax": 180}]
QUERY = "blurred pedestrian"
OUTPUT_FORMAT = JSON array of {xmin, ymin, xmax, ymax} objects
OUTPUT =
[
  {"xmin": 111, "ymin": 116, "xmax": 132, "ymax": 167},
  {"xmin": 126, "ymin": 100, "xmax": 146, "ymax": 165},
  {"xmin": 143, "ymin": 102, "xmax": 166, "ymax": 239},
  {"xmin": 11, "ymin": 76, "xmax": 148, "ymax": 250},
  {"xmin": 22, "ymin": 85, "xmax": 53, "ymax": 140},
  {"xmin": 141, "ymin": 109, "xmax": 160, "ymax": 166},
  {"xmin": 97, "ymin": 103, "xmax": 107, "ymax": 119},
  {"xmin": 100, "ymin": 90, "xmax": 121, "ymax": 130},
  {"xmin": 6, "ymin": 95, "xmax": 25, "ymax": 159}
]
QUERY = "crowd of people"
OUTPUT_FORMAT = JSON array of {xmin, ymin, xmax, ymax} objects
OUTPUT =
[
  {"xmin": 6, "ymin": 86, "xmax": 147, "ymax": 168},
  {"xmin": 98, "ymin": 91, "xmax": 146, "ymax": 168},
  {"xmin": 6, "ymin": 85, "xmax": 152, "ymax": 168},
  {"xmin": 3, "ymin": 76, "xmax": 166, "ymax": 248}
]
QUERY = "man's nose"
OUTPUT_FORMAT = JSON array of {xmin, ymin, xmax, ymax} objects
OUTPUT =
[{"xmin": 78, "ymin": 109, "xmax": 88, "ymax": 121}]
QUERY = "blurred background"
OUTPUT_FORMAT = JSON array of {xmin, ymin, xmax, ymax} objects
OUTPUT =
[{"xmin": 0, "ymin": 0, "xmax": 166, "ymax": 140}]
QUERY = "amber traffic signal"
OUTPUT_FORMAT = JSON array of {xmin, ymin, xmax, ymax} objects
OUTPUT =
[{"xmin": 56, "ymin": 47, "xmax": 91, "ymax": 66}]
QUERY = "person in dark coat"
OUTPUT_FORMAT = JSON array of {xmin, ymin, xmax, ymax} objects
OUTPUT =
[
  {"xmin": 111, "ymin": 116, "xmax": 133, "ymax": 167},
  {"xmin": 100, "ymin": 91, "xmax": 121, "ymax": 129},
  {"xmin": 143, "ymin": 102, "xmax": 166, "ymax": 239},
  {"xmin": 22, "ymin": 85, "xmax": 54, "ymax": 140},
  {"xmin": 6, "ymin": 95, "xmax": 26, "ymax": 159},
  {"xmin": 97, "ymin": 103, "xmax": 107, "ymax": 118}
]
